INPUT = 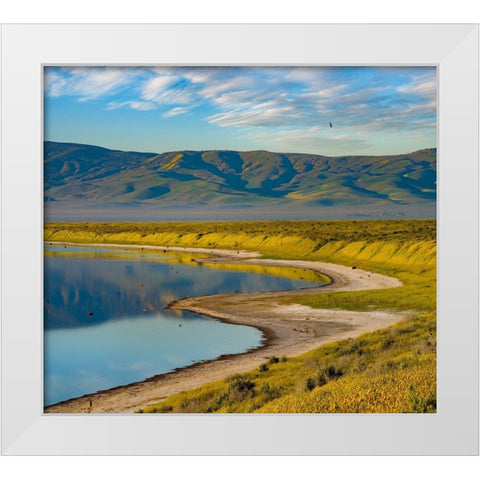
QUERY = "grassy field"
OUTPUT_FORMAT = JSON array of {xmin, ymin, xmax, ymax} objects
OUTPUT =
[{"xmin": 44, "ymin": 219, "xmax": 436, "ymax": 413}]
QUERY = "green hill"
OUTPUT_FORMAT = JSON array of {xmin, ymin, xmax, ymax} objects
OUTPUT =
[{"xmin": 44, "ymin": 142, "xmax": 436, "ymax": 220}]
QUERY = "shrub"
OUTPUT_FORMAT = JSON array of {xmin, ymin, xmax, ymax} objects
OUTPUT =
[
  {"xmin": 227, "ymin": 376, "xmax": 255, "ymax": 402},
  {"xmin": 317, "ymin": 365, "xmax": 344, "ymax": 387},
  {"xmin": 260, "ymin": 382, "xmax": 282, "ymax": 401},
  {"xmin": 259, "ymin": 363, "xmax": 269, "ymax": 372},
  {"xmin": 306, "ymin": 377, "xmax": 317, "ymax": 391}
]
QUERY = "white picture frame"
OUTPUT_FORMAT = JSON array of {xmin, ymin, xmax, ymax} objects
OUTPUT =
[{"xmin": 1, "ymin": 23, "xmax": 478, "ymax": 455}]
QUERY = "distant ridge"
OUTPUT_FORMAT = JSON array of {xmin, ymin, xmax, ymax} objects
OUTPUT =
[{"xmin": 44, "ymin": 141, "xmax": 436, "ymax": 221}]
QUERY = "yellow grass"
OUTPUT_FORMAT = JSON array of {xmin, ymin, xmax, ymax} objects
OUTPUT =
[{"xmin": 45, "ymin": 219, "xmax": 436, "ymax": 413}]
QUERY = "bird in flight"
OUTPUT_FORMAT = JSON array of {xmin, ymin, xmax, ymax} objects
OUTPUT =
[{"xmin": 329, "ymin": 122, "xmax": 333, "ymax": 128}]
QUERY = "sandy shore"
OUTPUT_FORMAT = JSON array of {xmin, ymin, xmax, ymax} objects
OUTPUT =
[{"xmin": 44, "ymin": 242, "xmax": 404, "ymax": 414}]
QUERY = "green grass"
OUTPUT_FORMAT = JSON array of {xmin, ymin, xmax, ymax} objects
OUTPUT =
[{"xmin": 45, "ymin": 219, "xmax": 436, "ymax": 413}]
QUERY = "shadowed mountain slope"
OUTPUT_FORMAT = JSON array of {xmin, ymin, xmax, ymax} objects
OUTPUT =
[{"xmin": 44, "ymin": 141, "xmax": 436, "ymax": 219}]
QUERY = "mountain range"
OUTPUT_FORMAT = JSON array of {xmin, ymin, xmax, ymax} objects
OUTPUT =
[{"xmin": 44, "ymin": 141, "xmax": 436, "ymax": 220}]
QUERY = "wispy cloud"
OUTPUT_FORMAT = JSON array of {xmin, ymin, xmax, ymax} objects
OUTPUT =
[
  {"xmin": 44, "ymin": 66, "xmax": 437, "ymax": 155},
  {"xmin": 397, "ymin": 75, "xmax": 436, "ymax": 97},
  {"xmin": 208, "ymin": 103, "xmax": 296, "ymax": 128},
  {"xmin": 106, "ymin": 100, "xmax": 157, "ymax": 111},
  {"xmin": 45, "ymin": 67, "xmax": 146, "ymax": 101},
  {"xmin": 162, "ymin": 107, "xmax": 189, "ymax": 118},
  {"xmin": 251, "ymin": 126, "xmax": 372, "ymax": 154},
  {"xmin": 141, "ymin": 74, "xmax": 180, "ymax": 101}
]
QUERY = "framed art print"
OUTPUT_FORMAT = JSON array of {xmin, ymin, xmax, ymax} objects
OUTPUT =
[{"xmin": 1, "ymin": 24, "xmax": 478, "ymax": 455}]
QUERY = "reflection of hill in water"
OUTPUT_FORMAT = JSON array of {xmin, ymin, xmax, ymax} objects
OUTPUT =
[{"xmin": 44, "ymin": 247, "xmax": 324, "ymax": 330}]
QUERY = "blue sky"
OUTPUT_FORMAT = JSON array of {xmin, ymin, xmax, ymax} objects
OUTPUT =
[{"xmin": 44, "ymin": 66, "xmax": 436, "ymax": 156}]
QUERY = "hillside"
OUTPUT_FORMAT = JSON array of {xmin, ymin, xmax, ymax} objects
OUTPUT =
[{"xmin": 44, "ymin": 142, "xmax": 436, "ymax": 220}]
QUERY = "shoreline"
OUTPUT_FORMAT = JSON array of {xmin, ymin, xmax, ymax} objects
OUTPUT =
[{"xmin": 44, "ymin": 241, "xmax": 404, "ymax": 414}]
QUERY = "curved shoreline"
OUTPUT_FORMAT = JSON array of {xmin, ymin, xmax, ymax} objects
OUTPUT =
[{"xmin": 44, "ymin": 242, "xmax": 404, "ymax": 414}]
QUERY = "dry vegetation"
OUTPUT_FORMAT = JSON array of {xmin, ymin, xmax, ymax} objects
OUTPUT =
[{"xmin": 45, "ymin": 219, "xmax": 436, "ymax": 413}]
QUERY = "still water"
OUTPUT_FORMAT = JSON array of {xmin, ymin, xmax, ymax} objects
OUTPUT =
[{"xmin": 44, "ymin": 245, "xmax": 325, "ymax": 406}]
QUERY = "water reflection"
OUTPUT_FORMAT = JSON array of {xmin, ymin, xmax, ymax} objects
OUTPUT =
[
  {"xmin": 44, "ymin": 245, "xmax": 325, "ymax": 330},
  {"xmin": 44, "ymin": 245, "xmax": 324, "ymax": 406}
]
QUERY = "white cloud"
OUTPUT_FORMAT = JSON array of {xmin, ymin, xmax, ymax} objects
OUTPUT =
[
  {"xmin": 141, "ymin": 75, "xmax": 179, "ymax": 101},
  {"xmin": 403, "ymin": 99, "xmax": 437, "ymax": 115},
  {"xmin": 397, "ymin": 74, "xmax": 437, "ymax": 97},
  {"xmin": 285, "ymin": 67, "xmax": 329, "ymax": 87},
  {"xmin": 214, "ymin": 90, "xmax": 255, "ymax": 105},
  {"xmin": 182, "ymin": 68, "xmax": 216, "ymax": 84},
  {"xmin": 199, "ymin": 76, "xmax": 253, "ymax": 100},
  {"xmin": 251, "ymin": 126, "xmax": 371, "ymax": 154},
  {"xmin": 106, "ymin": 100, "xmax": 157, "ymax": 111},
  {"xmin": 44, "ymin": 70, "xmax": 68, "ymax": 96},
  {"xmin": 311, "ymin": 84, "xmax": 348, "ymax": 98},
  {"xmin": 141, "ymin": 73, "xmax": 196, "ymax": 105},
  {"xmin": 183, "ymin": 71, "xmax": 209, "ymax": 84},
  {"xmin": 45, "ymin": 66, "xmax": 437, "ymax": 153},
  {"xmin": 162, "ymin": 107, "xmax": 189, "ymax": 118},
  {"xmin": 45, "ymin": 67, "xmax": 142, "ymax": 100},
  {"xmin": 324, "ymin": 86, "xmax": 384, "ymax": 106},
  {"xmin": 208, "ymin": 104, "xmax": 296, "ymax": 128}
]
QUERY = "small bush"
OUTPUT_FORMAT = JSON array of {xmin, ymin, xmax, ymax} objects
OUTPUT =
[
  {"xmin": 259, "ymin": 363, "xmax": 269, "ymax": 372},
  {"xmin": 268, "ymin": 356, "xmax": 280, "ymax": 365},
  {"xmin": 227, "ymin": 376, "xmax": 255, "ymax": 402},
  {"xmin": 260, "ymin": 382, "xmax": 282, "ymax": 401},
  {"xmin": 316, "ymin": 365, "xmax": 344, "ymax": 387},
  {"xmin": 306, "ymin": 377, "xmax": 317, "ymax": 391}
]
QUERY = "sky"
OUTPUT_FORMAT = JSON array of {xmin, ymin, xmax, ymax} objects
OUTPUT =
[{"xmin": 44, "ymin": 66, "xmax": 436, "ymax": 156}]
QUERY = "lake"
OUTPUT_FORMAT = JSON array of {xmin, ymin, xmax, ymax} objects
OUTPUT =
[{"xmin": 44, "ymin": 245, "xmax": 325, "ymax": 406}]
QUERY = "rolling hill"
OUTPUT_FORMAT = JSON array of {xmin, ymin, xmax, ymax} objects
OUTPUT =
[{"xmin": 44, "ymin": 141, "xmax": 436, "ymax": 220}]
